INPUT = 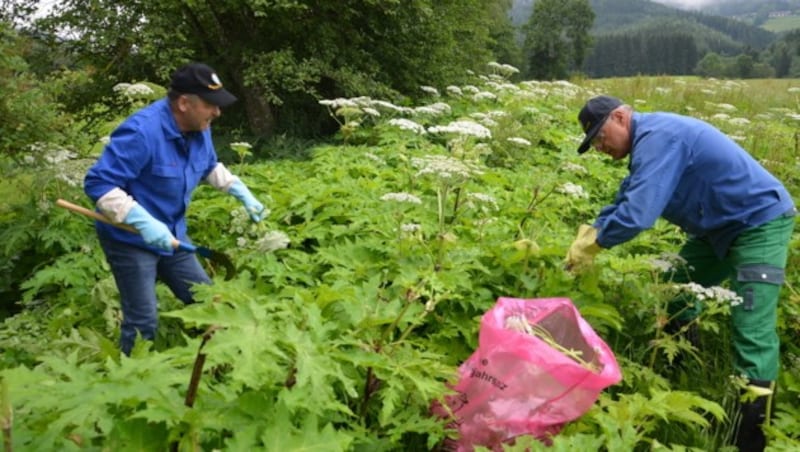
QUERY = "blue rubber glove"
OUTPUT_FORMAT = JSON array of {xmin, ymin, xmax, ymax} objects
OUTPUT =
[
  {"xmin": 123, "ymin": 204, "xmax": 175, "ymax": 252},
  {"xmin": 228, "ymin": 179, "xmax": 265, "ymax": 222}
]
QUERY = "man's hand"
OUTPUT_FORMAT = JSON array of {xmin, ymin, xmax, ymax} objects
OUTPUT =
[
  {"xmin": 565, "ymin": 224, "xmax": 603, "ymax": 271},
  {"xmin": 123, "ymin": 204, "xmax": 175, "ymax": 252},
  {"xmin": 228, "ymin": 179, "xmax": 265, "ymax": 222}
]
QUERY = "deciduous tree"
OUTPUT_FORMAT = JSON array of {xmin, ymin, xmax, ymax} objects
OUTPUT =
[{"xmin": 522, "ymin": 0, "xmax": 594, "ymax": 80}]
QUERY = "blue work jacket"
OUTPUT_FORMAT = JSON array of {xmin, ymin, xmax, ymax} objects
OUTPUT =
[
  {"xmin": 84, "ymin": 98, "xmax": 218, "ymax": 254},
  {"xmin": 594, "ymin": 112, "xmax": 794, "ymax": 258}
]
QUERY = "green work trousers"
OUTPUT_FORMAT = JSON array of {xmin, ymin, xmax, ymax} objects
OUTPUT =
[{"xmin": 665, "ymin": 214, "xmax": 795, "ymax": 381}]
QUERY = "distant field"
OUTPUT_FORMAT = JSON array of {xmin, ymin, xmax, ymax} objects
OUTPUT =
[{"xmin": 762, "ymin": 15, "xmax": 800, "ymax": 33}]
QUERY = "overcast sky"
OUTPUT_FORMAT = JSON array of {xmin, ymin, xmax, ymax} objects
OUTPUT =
[{"xmin": 651, "ymin": 0, "xmax": 718, "ymax": 9}]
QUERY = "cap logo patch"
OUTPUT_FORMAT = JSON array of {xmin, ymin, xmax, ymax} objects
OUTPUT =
[{"xmin": 208, "ymin": 73, "xmax": 223, "ymax": 90}]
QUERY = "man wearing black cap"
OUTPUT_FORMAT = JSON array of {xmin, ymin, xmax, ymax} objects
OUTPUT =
[
  {"xmin": 84, "ymin": 62, "xmax": 265, "ymax": 355},
  {"xmin": 566, "ymin": 95, "xmax": 795, "ymax": 451}
]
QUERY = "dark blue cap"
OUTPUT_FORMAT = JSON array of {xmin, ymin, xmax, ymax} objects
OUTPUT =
[{"xmin": 577, "ymin": 95, "xmax": 622, "ymax": 154}]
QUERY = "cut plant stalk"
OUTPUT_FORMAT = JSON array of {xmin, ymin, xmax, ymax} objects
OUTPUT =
[{"xmin": 185, "ymin": 325, "xmax": 220, "ymax": 408}]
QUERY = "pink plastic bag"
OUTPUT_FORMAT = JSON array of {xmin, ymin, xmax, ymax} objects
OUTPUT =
[{"xmin": 433, "ymin": 297, "xmax": 622, "ymax": 450}]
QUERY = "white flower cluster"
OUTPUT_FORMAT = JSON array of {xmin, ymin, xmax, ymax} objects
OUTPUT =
[
  {"xmin": 675, "ymin": 282, "xmax": 743, "ymax": 306},
  {"xmin": 506, "ymin": 137, "xmax": 531, "ymax": 147},
  {"xmin": 364, "ymin": 152, "xmax": 386, "ymax": 165},
  {"xmin": 428, "ymin": 120, "xmax": 492, "ymax": 139},
  {"xmin": 388, "ymin": 118, "xmax": 427, "ymax": 135},
  {"xmin": 556, "ymin": 182, "xmax": 588, "ymax": 199},
  {"xmin": 468, "ymin": 192, "xmax": 498, "ymax": 209},
  {"xmin": 380, "ymin": 192, "xmax": 422, "ymax": 204},
  {"xmin": 446, "ymin": 85, "xmax": 462, "ymax": 96},
  {"xmin": 319, "ymin": 96, "xmax": 414, "ymax": 117},
  {"xmin": 412, "ymin": 155, "xmax": 483, "ymax": 181},
  {"xmin": 255, "ymin": 230, "xmax": 291, "ymax": 253},
  {"xmin": 230, "ymin": 141, "xmax": 252, "ymax": 149},
  {"xmin": 472, "ymin": 91, "xmax": 497, "ymax": 102},
  {"xmin": 113, "ymin": 82, "xmax": 154, "ymax": 99},
  {"xmin": 649, "ymin": 253, "xmax": 687, "ymax": 272},
  {"xmin": 319, "ymin": 98, "xmax": 359, "ymax": 109},
  {"xmin": 561, "ymin": 162, "xmax": 587, "ymax": 174},
  {"xmin": 401, "ymin": 223, "xmax": 421, "ymax": 233},
  {"xmin": 705, "ymin": 101, "xmax": 737, "ymax": 112},
  {"xmin": 414, "ymin": 102, "xmax": 452, "ymax": 116},
  {"xmin": 728, "ymin": 117, "xmax": 750, "ymax": 126},
  {"xmin": 487, "ymin": 61, "xmax": 520, "ymax": 76},
  {"xmin": 420, "ymin": 85, "xmax": 440, "ymax": 96}
]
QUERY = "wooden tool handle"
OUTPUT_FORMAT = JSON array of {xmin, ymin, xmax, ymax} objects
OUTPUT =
[{"xmin": 55, "ymin": 198, "xmax": 139, "ymax": 234}]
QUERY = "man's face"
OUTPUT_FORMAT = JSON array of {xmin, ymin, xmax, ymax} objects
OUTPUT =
[
  {"xmin": 591, "ymin": 110, "xmax": 630, "ymax": 160},
  {"xmin": 179, "ymin": 94, "xmax": 221, "ymax": 132}
]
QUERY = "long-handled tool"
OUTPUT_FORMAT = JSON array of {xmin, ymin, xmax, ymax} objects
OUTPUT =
[{"xmin": 56, "ymin": 198, "xmax": 236, "ymax": 280}]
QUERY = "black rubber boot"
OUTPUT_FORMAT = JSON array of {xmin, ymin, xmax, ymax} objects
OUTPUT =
[{"xmin": 734, "ymin": 379, "xmax": 774, "ymax": 452}]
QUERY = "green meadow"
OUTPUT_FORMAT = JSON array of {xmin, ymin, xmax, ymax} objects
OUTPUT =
[{"xmin": 2, "ymin": 70, "xmax": 800, "ymax": 450}]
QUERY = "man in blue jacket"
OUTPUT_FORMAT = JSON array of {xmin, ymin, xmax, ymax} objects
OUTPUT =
[
  {"xmin": 566, "ymin": 95, "xmax": 795, "ymax": 452},
  {"xmin": 85, "ymin": 62, "xmax": 265, "ymax": 355}
]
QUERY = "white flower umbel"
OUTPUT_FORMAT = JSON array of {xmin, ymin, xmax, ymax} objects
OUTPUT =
[
  {"xmin": 401, "ymin": 223, "xmax": 421, "ymax": 232},
  {"xmin": 414, "ymin": 102, "xmax": 452, "ymax": 117},
  {"xmin": 675, "ymin": 282, "xmax": 743, "ymax": 307},
  {"xmin": 507, "ymin": 137, "xmax": 531, "ymax": 147},
  {"xmin": 380, "ymin": 192, "xmax": 422, "ymax": 204},
  {"xmin": 388, "ymin": 118, "xmax": 427, "ymax": 135},
  {"xmin": 467, "ymin": 192, "xmax": 498, "ymax": 210},
  {"xmin": 472, "ymin": 91, "xmax": 497, "ymax": 102},
  {"xmin": 319, "ymin": 98, "xmax": 359, "ymax": 109},
  {"xmin": 255, "ymin": 230, "xmax": 291, "ymax": 253},
  {"xmin": 420, "ymin": 85, "xmax": 440, "ymax": 97},
  {"xmin": 113, "ymin": 82, "xmax": 155, "ymax": 99},
  {"xmin": 412, "ymin": 155, "xmax": 483, "ymax": 182},
  {"xmin": 487, "ymin": 61, "xmax": 520, "ymax": 77},
  {"xmin": 556, "ymin": 182, "xmax": 588, "ymax": 199},
  {"xmin": 649, "ymin": 253, "xmax": 688, "ymax": 272},
  {"xmin": 364, "ymin": 152, "xmax": 386, "ymax": 165},
  {"xmin": 230, "ymin": 142, "xmax": 253, "ymax": 149},
  {"xmin": 561, "ymin": 162, "xmax": 587, "ymax": 174},
  {"xmin": 428, "ymin": 120, "xmax": 492, "ymax": 139},
  {"xmin": 446, "ymin": 85, "xmax": 463, "ymax": 96}
]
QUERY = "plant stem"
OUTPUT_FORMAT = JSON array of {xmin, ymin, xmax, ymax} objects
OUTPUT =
[{"xmin": 185, "ymin": 326, "xmax": 218, "ymax": 408}]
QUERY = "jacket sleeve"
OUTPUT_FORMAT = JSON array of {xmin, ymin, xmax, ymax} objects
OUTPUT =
[
  {"xmin": 593, "ymin": 130, "xmax": 688, "ymax": 249},
  {"xmin": 84, "ymin": 122, "xmax": 150, "ymax": 203}
]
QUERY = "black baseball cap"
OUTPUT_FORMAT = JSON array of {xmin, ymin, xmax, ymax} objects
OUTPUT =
[
  {"xmin": 170, "ymin": 63, "xmax": 237, "ymax": 107},
  {"xmin": 577, "ymin": 95, "xmax": 622, "ymax": 154}
]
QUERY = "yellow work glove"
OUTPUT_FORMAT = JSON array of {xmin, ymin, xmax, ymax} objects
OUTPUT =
[{"xmin": 565, "ymin": 224, "xmax": 603, "ymax": 271}]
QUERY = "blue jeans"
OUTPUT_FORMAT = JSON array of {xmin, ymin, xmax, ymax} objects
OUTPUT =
[{"xmin": 99, "ymin": 236, "xmax": 211, "ymax": 355}]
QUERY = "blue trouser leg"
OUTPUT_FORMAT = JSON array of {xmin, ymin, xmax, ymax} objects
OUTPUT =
[{"xmin": 99, "ymin": 237, "xmax": 211, "ymax": 355}]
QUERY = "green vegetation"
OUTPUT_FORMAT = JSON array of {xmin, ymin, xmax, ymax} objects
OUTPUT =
[
  {"xmin": 2, "ymin": 58, "xmax": 800, "ymax": 449},
  {"xmin": 2, "ymin": 3, "xmax": 800, "ymax": 450}
]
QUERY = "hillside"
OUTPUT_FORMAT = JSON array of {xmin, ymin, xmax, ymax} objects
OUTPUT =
[
  {"xmin": 590, "ymin": 0, "xmax": 775, "ymax": 49},
  {"xmin": 511, "ymin": 0, "xmax": 776, "ymax": 49}
]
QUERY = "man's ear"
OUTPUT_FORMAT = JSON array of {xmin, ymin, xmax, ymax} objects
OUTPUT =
[{"xmin": 176, "ymin": 95, "xmax": 192, "ymax": 112}]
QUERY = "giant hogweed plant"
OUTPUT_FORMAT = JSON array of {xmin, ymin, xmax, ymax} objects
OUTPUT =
[{"xmin": 3, "ymin": 68, "xmax": 800, "ymax": 449}]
